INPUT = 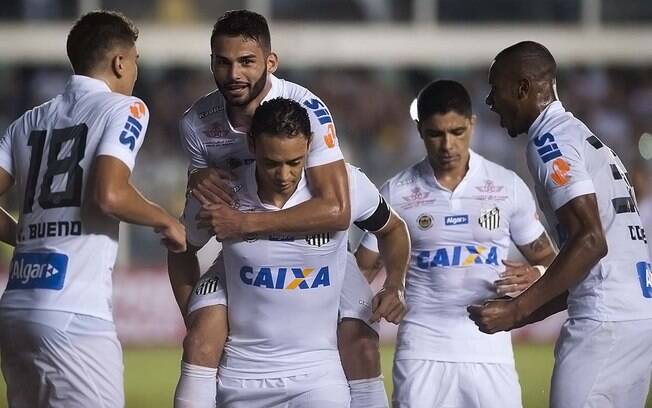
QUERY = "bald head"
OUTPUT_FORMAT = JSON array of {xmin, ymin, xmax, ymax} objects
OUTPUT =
[
  {"xmin": 486, "ymin": 41, "xmax": 559, "ymax": 138},
  {"xmin": 494, "ymin": 41, "xmax": 557, "ymax": 83}
]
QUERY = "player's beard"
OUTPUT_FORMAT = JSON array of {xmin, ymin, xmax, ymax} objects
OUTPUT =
[{"xmin": 226, "ymin": 69, "xmax": 268, "ymax": 107}]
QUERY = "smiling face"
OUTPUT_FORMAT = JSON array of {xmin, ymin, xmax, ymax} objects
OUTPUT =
[
  {"xmin": 211, "ymin": 35, "xmax": 277, "ymax": 107},
  {"xmin": 486, "ymin": 60, "xmax": 529, "ymax": 138},
  {"xmin": 418, "ymin": 110, "xmax": 474, "ymax": 173}
]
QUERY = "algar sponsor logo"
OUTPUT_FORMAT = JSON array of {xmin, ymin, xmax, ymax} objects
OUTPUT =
[{"xmin": 6, "ymin": 252, "xmax": 68, "ymax": 290}]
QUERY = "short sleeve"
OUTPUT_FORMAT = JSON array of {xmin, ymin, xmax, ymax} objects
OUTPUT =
[
  {"xmin": 179, "ymin": 115, "xmax": 208, "ymax": 170},
  {"xmin": 357, "ymin": 180, "xmax": 391, "ymax": 252},
  {"xmin": 0, "ymin": 124, "xmax": 15, "ymax": 176},
  {"xmin": 96, "ymin": 97, "xmax": 149, "ymax": 171},
  {"xmin": 529, "ymin": 134, "xmax": 595, "ymax": 210},
  {"xmin": 301, "ymin": 96, "xmax": 344, "ymax": 168},
  {"xmin": 181, "ymin": 195, "xmax": 212, "ymax": 248},
  {"xmin": 509, "ymin": 174, "xmax": 546, "ymax": 246},
  {"xmin": 350, "ymin": 167, "xmax": 391, "ymax": 232}
]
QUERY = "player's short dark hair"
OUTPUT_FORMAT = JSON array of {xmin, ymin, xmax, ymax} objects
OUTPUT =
[
  {"xmin": 417, "ymin": 80, "xmax": 472, "ymax": 121},
  {"xmin": 67, "ymin": 11, "xmax": 138, "ymax": 75},
  {"xmin": 494, "ymin": 41, "xmax": 557, "ymax": 81},
  {"xmin": 250, "ymin": 98, "xmax": 311, "ymax": 141},
  {"xmin": 211, "ymin": 10, "xmax": 271, "ymax": 52}
]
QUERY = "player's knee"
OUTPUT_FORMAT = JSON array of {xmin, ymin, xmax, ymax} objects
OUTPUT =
[
  {"xmin": 338, "ymin": 319, "xmax": 381, "ymax": 378},
  {"xmin": 182, "ymin": 307, "xmax": 228, "ymax": 367}
]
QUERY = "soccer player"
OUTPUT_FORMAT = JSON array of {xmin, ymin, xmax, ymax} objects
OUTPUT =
[
  {"xmin": 170, "ymin": 10, "xmax": 403, "ymax": 408},
  {"xmin": 0, "ymin": 11, "xmax": 186, "ymax": 408},
  {"xmin": 470, "ymin": 41, "xmax": 652, "ymax": 407},
  {"xmin": 187, "ymin": 97, "xmax": 408, "ymax": 407},
  {"xmin": 356, "ymin": 80, "xmax": 557, "ymax": 408}
]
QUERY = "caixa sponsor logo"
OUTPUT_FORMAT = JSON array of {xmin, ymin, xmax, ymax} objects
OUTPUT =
[
  {"xmin": 416, "ymin": 246, "xmax": 499, "ymax": 269},
  {"xmin": 7, "ymin": 252, "xmax": 68, "ymax": 290},
  {"xmin": 444, "ymin": 215, "xmax": 468, "ymax": 226},
  {"xmin": 240, "ymin": 266, "xmax": 330, "ymax": 290}
]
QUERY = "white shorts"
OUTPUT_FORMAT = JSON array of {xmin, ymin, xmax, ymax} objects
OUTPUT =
[
  {"xmin": 392, "ymin": 359, "xmax": 522, "ymax": 408},
  {"xmin": 551, "ymin": 318, "xmax": 652, "ymax": 408},
  {"xmin": 0, "ymin": 308, "xmax": 123, "ymax": 408},
  {"xmin": 187, "ymin": 251, "xmax": 378, "ymax": 333},
  {"xmin": 216, "ymin": 363, "xmax": 350, "ymax": 408}
]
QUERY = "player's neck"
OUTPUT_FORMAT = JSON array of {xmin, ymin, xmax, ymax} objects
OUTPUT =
[
  {"xmin": 431, "ymin": 158, "xmax": 469, "ymax": 191},
  {"xmin": 255, "ymin": 172, "xmax": 298, "ymax": 209},
  {"xmin": 226, "ymin": 80, "xmax": 273, "ymax": 130}
]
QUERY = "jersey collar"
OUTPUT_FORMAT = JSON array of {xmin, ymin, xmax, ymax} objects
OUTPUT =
[
  {"xmin": 262, "ymin": 74, "xmax": 281, "ymax": 102},
  {"xmin": 65, "ymin": 75, "xmax": 112, "ymax": 96},
  {"xmin": 419, "ymin": 150, "xmax": 480, "ymax": 192},
  {"xmin": 527, "ymin": 100, "xmax": 565, "ymax": 139}
]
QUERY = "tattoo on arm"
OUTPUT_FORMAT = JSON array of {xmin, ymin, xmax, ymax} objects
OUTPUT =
[{"xmin": 519, "ymin": 232, "xmax": 557, "ymax": 267}]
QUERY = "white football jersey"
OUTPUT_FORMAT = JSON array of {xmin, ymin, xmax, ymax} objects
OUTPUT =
[
  {"xmin": 526, "ymin": 101, "xmax": 652, "ymax": 321},
  {"xmin": 179, "ymin": 74, "xmax": 343, "ymax": 174},
  {"xmin": 0, "ymin": 75, "xmax": 149, "ymax": 321},
  {"xmin": 185, "ymin": 163, "xmax": 387, "ymax": 378},
  {"xmin": 360, "ymin": 152, "xmax": 544, "ymax": 364}
]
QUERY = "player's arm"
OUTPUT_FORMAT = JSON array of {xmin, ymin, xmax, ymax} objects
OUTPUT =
[
  {"xmin": 495, "ymin": 231, "xmax": 557, "ymax": 296},
  {"xmin": 92, "ymin": 98, "xmax": 185, "ymax": 252},
  {"xmin": 248, "ymin": 159, "xmax": 350, "ymax": 233},
  {"xmin": 167, "ymin": 244, "xmax": 201, "ymax": 317},
  {"xmin": 514, "ymin": 194, "xmax": 606, "ymax": 317},
  {"xmin": 355, "ymin": 244, "xmax": 383, "ymax": 283},
  {"xmin": 91, "ymin": 156, "xmax": 185, "ymax": 253},
  {"xmin": 367, "ymin": 208, "xmax": 410, "ymax": 323},
  {"xmin": 0, "ymin": 168, "xmax": 17, "ymax": 246}
]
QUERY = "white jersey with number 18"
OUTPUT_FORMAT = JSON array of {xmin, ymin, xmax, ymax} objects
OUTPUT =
[{"xmin": 0, "ymin": 75, "xmax": 149, "ymax": 322}]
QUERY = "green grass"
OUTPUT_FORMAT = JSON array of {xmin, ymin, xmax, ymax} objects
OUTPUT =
[{"xmin": 1, "ymin": 344, "xmax": 650, "ymax": 407}]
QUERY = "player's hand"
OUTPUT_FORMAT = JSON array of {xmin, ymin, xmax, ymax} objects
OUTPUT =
[
  {"xmin": 156, "ymin": 218, "xmax": 187, "ymax": 253},
  {"xmin": 370, "ymin": 284, "xmax": 406, "ymax": 325},
  {"xmin": 188, "ymin": 168, "xmax": 235, "ymax": 206},
  {"xmin": 467, "ymin": 298, "xmax": 523, "ymax": 334},
  {"xmin": 194, "ymin": 200, "xmax": 246, "ymax": 241},
  {"xmin": 494, "ymin": 259, "xmax": 541, "ymax": 297}
]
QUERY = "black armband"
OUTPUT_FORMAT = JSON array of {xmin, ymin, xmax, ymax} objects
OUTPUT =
[{"xmin": 354, "ymin": 195, "xmax": 391, "ymax": 232}]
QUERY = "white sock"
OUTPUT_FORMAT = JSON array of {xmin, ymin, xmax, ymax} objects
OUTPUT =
[
  {"xmin": 349, "ymin": 375, "xmax": 389, "ymax": 408},
  {"xmin": 174, "ymin": 361, "xmax": 218, "ymax": 408}
]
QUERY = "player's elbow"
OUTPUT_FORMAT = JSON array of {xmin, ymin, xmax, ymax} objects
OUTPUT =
[
  {"xmin": 328, "ymin": 200, "xmax": 351, "ymax": 230},
  {"xmin": 583, "ymin": 227, "xmax": 608, "ymax": 260},
  {"xmin": 93, "ymin": 185, "xmax": 123, "ymax": 217}
]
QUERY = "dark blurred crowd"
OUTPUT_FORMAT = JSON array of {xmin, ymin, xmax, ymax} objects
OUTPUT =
[{"xmin": 0, "ymin": 64, "xmax": 650, "ymax": 263}]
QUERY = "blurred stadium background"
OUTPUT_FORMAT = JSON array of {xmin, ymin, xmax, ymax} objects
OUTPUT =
[{"xmin": 0, "ymin": 0, "xmax": 651, "ymax": 407}]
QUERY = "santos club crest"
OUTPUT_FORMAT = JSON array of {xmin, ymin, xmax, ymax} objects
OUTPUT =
[{"xmin": 478, "ymin": 207, "xmax": 500, "ymax": 230}]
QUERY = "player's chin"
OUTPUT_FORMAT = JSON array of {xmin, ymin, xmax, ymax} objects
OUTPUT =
[{"xmin": 224, "ymin": 92, "xmax": 252, "ymax": 106}]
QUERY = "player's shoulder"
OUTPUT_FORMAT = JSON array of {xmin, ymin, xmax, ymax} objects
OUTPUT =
[
  {"xmin": 84, "ymin": 92, "xmax": 149, "ymax": 122},
  {"xmin": 473, "ymin": 151, "xmax": 518, "ymax": 181},
  {"xmin": 385, "ymin": 160, "xmax": 423, "ymax": 191},
  {"xmin": 181, "ymin": 89, "xmax": 226, "ymax": 125},
  {"xmin": 274, "ymin": 76, "xmax": 326, "ymax": 107},
  {"xmin": 5, "ymin": 96, "xmax": 59, "ymax": 136}
]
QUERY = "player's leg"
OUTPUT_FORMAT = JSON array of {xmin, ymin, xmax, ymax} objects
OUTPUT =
[
  {"xmin": 467, "ymin": 363, "xmax": 522, "ymax": 408},
  {"xmin": 174, "ymin": 263, "xmax": 228, "ymax": 408},
  {"xmin": 552, "ymin": 318, "xmax": 652, "ymax": 408},
  {"xmin": 0, "ymin": 309, "xmax": 124, "ymax": 408},
  {"xmin": 391, "ymin": 359, "xmax": 445, "ymax": 407},
  {"xmin": 337, "ymin": 253, "xmax": 388, "ymax": 408}
]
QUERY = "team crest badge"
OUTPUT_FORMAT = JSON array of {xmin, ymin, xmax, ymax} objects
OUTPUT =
[
  {"xmin": 305, "ymin": 233, "xmax": 331, "ymax": 247},
  {"xmin": 417, "ymin": 213, "xmax": 433, "ymax": 230},
  {"xmin": 478, "ymin": 207, "xmax": 500, "ymax": 230},
  {"xmin": 195, "ymin": 277, "xmax": 220, "ymax": 295}
]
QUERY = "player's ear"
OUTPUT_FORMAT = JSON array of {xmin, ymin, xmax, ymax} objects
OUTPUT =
[
  {"xmin": 111, "ymin": 53, "xmax": 126, "ymax": 79},
  {"xmin": 266, "ymin": 52, "xmax": 278, "ymax": 74}
]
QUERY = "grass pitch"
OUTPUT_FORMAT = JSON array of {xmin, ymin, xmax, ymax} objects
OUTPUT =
[{"xmin": 1, "ymin": 343, "xmax": 650, "ymax": 407}]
